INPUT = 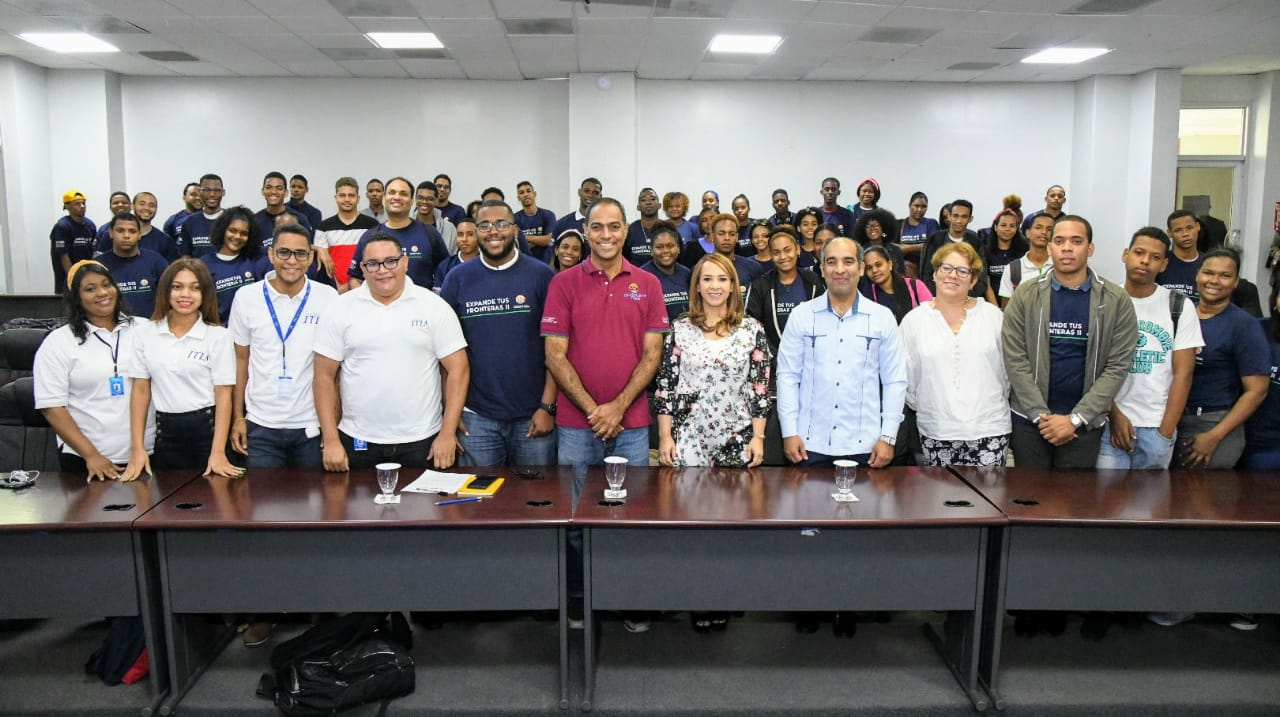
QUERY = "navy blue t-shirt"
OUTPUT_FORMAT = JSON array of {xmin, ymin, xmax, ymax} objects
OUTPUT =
[
  {"xmin": 736, "ymin": 223, "xmax": 756, "ymax": 256},
  {"xmin": 820, "ymin": 206, "xmax": 857, "ymax": 237},
  {"xmin": 288, "ymin": 199, "xmax": 323, "ymax": 229},
  {"xmin": 1047, "ymin": 278, "xmax": 1091, "ymax": 415},
  {"xmin": 639, "ymin": 261, "xmax": 692, "ymax": 322},
  {"xmin": 1244, "ymin": 318, "xmax": 1280, "ymax": 450},
  {"xmin": 624, "ymin": 221, "xmax": 658, "ymax": 264},
  {"xmin": 439, "ymin": 255, "xmax": 554, "ymax": 421},
  {"xmin": 254, "ymin": 207, "xmax": 312, "ymax": 247},
  {"xmin": 732, "ymin": 255, "xmax": 767, "ymax": 286},
  {"xmin": 176, "ymin": 212, "xmax": 221, "ymax": 259},
  {"xmin": 201, "ymin": 253, "xmax": 262, "ymax": 324},
  {"xmin": 347, "ymin": 222, "xmax": 448, "ymax": 290},
  {"xmin": 986, "ymin": 243, "xmax": 1026, "ymax": 294},
  {"xmin": 142, "ymin": 227, "xmax": 178, "ymax": 261},
  {"xmin": 1189, "ymin": 303, "xmax": 1271, "ymax": 409},
  {"xmin": 50, "ymin": 215, "xmax": 97, "ymax": 265},
  {"xmin": 551, "ymin": 212, "xmax": 584, "ymax": 240},
  {"xmin": 516, "ymin": 208, "xmax": 558, "ymax": 264},
  {"xmin": 1156, "ymin": 253, "xmax": 1203, "ymax": 303},
  {"xmin": 97, "ymin": 249, "xmax": 169, "ymax": 319},
  {"xmin": 439, "ymin": 202, "xmax": 466, "ymax": 227},
  {"xmin": 162, "ymin": 209, "xmax": 195, "ymax": 240},
  {"xmin": 774, "ymin": 277, "xmax": 807, "ymax": 327},
  {"xmin": 899, "ymin": 217, "xmax": 939, "ymax": 255}
]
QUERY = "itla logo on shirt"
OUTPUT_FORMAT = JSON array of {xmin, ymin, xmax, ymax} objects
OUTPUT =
[
  {"xmin": 187, "ymin": 350, "xmax": 209, "ymax": 362},
  {"xmin": 410, "ymin": 319, "xmax": 428, "ymax": 328}
]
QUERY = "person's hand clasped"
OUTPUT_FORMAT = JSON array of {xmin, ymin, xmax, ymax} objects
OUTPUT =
[{"xmin": 1038, "ymin": 414, "xmax": 1078, "ymax": 446}]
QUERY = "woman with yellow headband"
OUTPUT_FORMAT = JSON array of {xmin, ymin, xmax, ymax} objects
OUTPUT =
[
  {"xmin": 33, "ymin": 260, "xmax": 155, "ymax": 481},
  {"xmin": 121, "ymin": 257, "xmax": 241, "ymax": 480}
]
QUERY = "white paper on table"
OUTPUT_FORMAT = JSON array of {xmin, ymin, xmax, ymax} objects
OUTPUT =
[{"xmin": 402, "ymin": 469, "xmax": 472, "ymax": 495}]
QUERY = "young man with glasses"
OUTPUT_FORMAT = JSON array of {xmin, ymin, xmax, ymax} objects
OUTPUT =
[
  {"xmin": 314, "ymin": 232, "xmax": 469, "ymax": 472},
  {"xmin": 177, "ymin": 173, "xmax": 227, "ymax": 259},
  {"xmin": 1002, "ymin": 214, "xmax": 1137, "ymax": 468},
  {"xmin": 229, "ymin": 222, "xmax": 339, "ymax": 470},
  {"xmin": 440, "ymin": 200, "xmax": 558, "ymax": 466},
  {"xmin": 345, "ymin": 176, "xmax": 450, "ymax": 291}
]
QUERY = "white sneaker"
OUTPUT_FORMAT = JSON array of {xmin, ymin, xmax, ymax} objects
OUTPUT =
[
  {"xmin": 1228, "ymin": 613, "xmax": 1258, "ymax": 631},
  {"xmin": 623, "ymin": 619, "xmax": 651, "ymax": 633},
  {"xmin": 1147, "ymin": 611, "xmax": 1194, "ymax": 627}
]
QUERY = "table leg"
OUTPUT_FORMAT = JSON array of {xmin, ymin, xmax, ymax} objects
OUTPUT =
[
  {"xmin": 978, "ymin": 526, "xmax": 1009, "ymax": 711},
  {"xmin": 132, "ymin": 531, "xmax": 170, "ymax": 717},
  {"xmin": 922, "ymin": 525, "xmax": 990, "ymax": 712},
  {"xmin": 581, "ymin": 527, "xmax": 595, "ymax": 712},
  {"xmin": 558, "ymin": 526, "xmax": 569, "ymax": 710}
]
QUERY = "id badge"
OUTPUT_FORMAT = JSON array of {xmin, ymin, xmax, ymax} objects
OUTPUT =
[
  {"xmin": 275, "ymin": 375, "xmax": 294, "ymax": 398},
  {"xmin": 353, "ymin": 438, "xmax": 368, "ymax": 451},
  {"xmin": 108, "ymin": 375, "xmax": 125, "ymax": 397}
]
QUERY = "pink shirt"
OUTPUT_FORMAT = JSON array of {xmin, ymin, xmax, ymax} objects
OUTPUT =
[{"xmin": 541, "ymin": 257, "xmax": 670, "ymax": 429}]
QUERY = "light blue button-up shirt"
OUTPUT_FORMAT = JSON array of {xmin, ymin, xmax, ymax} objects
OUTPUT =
[{"xmin": 776, "ymin": 293, "xmax": 907, "ymax": 456}]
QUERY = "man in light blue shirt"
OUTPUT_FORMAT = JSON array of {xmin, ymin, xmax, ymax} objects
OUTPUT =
[{"xmin": 777, "ymin": 237, "xmax": 907, "ymax": 468}]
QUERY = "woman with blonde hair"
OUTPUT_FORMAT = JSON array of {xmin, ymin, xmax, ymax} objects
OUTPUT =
[
  {"xmin": 899, "ymin": 241, "xmax": 1011, "ymax": 466},
  {"xmin": 655, "ymin": 252, "xmax": 772, "ymax": 468}
]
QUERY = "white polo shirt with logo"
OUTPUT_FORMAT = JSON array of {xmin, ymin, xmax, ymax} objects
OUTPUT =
[
  {"xmin": 313, "ymin": 278, "xmax": 467, "ymax": 444},
  {"xmin": 125, "ymin": 317, "xmax": 236, "ymax": 413},
  {"xmin": 229, "ymin": 275, "xmax": 340, "ymax": 431}
]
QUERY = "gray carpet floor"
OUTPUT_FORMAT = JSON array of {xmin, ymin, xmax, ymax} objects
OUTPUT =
[{"xmin": 0, "ymin": 612, "xmax": 1275, "ymax": 716}]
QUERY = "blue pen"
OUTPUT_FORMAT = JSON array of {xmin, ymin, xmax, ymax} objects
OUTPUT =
[{"xmin": 436, "ymin": 496, "xmax": 483, "ymax": 506}]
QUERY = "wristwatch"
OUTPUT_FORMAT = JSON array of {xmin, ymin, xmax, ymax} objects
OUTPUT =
[
  {"xmin": 879, "ymin": 435, "xmax": 897, "ymax": 446},
  {"xmin": 538, "ymin": 402, "xmax": 558, "ymax": 416},
  {"xmin": 1069, "ymin": 413, "xmax": 1086, "ymax": 428}
]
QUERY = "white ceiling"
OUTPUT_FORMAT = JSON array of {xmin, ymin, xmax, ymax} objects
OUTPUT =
[{"xmin": 0, "ymin": 0, "xmax": 1277, "ymax": 82}]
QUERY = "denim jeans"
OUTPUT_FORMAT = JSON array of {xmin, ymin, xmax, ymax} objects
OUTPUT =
[
  {"xmin": 1096, "ymin": 424, "xmax": 1176, "ymax": 470},
  {"xmin": 557, "ymin": 426, "xmax": 650, "ymax": 502},
  {"xmin": 1238, "ymin": 446, "xmax": 1280, "ymax": 470},
  {"xmin": 457, "ymin": 412, "xmax": 556, "ymax": 467},
  {"xmin": 246, "ymin": 421, "xmax": 322, "ymax": 469},
  {"xmin": 559, "ymin": 425, "xmax": 650, "ymax": 598}
]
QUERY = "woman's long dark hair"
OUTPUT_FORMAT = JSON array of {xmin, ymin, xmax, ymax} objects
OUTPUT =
[
  {"xmin": 862, "ymin": 245, "xmax": 915, "ymax": 324},
  {"xmin": 209, "ymin": 205, "xmax": 263, "ymax": 259},
  {"xmin": 66, "ymin": 263, "xmax": 132, "ymax": 344}
]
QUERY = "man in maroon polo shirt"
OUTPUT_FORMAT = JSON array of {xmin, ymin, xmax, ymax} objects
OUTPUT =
[{"xmin": 543, "ymin": 196, "xmax": 668, "ymax": 629}]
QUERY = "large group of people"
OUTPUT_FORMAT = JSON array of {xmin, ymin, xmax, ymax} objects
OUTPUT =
[{"xmin": 33, "ymin": 174, "xmax": 1279, "ymax": 637}]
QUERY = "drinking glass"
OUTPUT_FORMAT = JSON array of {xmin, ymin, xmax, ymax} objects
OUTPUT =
[
  {"xmin": 604, "ymin": 456, "xmax": 628, "ymax": 499},
  {"xmin": 833, "ymin": 460, "xmax": 858, "ymax": 502},
  {"xmin": 375, "ymin": 462, "xmax": 401, "ymax": 504}
]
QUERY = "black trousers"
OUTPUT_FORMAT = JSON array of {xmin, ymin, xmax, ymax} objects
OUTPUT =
[{"xmin": 153, "ymin": 407, "xmax": 215, "ymax": 470}]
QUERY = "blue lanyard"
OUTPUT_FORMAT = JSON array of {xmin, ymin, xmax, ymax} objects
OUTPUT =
[
  {"xmin": 92, "ymin": 329, "xmax": 120, "ymax": 376},
  {"xmin": 263, "ymin": 282, "xmax": 310, "ymax": 377}
]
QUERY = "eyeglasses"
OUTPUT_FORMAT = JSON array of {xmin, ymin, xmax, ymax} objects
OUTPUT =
[
  {"xmin": 476, "ymin": 220, "xmax": 514, "ymax": 232},
  {"xmin": 936, "ymin": 263, "xmax": 973, "ymax": 278},
  {"xmin": 360, "ymin": 255, "xmax": 403, "ymax": 272},
  {"xmin": 273, "ymin": 247, "xmax": 312, "ymax": 261}
]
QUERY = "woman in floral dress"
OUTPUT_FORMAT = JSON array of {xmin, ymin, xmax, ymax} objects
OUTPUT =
[{"xmin": 655, "ymin": 252, "xmax": 773, "ymax": 468}]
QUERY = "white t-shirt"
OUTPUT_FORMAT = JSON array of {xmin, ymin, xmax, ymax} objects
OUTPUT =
[
  {"xmin": 1112, "ymin": 285, "xmax": 1205, "ymax": 428},
  {"xmin": 125, "ymin": 317, "xmax": 236, "ymax": 414},
  {"xmin": 998, "ymin": 255, "xmax": 1053, "ymax": 298},
  {"xmin": 33, "ymin": 320, "xmax": 155, "ymax": 462},
  {"xmin": 228, "ymin": 276, "xmax": 339, "ymax": 430},
  {"xmin": 313, "ymin": 279, "xmax": 467, "ymax": 444},
  {"xmin": 900, "ymin": 300, "xmax": 1011, "ymax": 441}
]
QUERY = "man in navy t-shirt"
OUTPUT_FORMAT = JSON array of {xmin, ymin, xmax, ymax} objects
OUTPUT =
[
  {"xmin": 256, "ymin": 172, "xmax": 312, "ymax": 245},
  {"xmin": 552, "ymin": 177, "xmax": 602, "ymax": 239},
  {"xmin": 49, "ymin": 189, "xmax": 97, "ymax": 294},
  {"xmin": 347, "ymin": 177, "xmax": 449, "ymax": 291},
  {"xmin": 1020, "ymin": 184, "xmax": 1066, "ymax": 233},
  {"xmin": 162, "ymin": 182, "xmax": 201, "ymax": 240},
  {"xmin": 515, "ymin": 181, "xmax": 557, "ymax": 263},
  {"xmin": 433, "ymin": 173, "xmax": 467, "ymax": 226},
  {"xmin": 1002, "ymin": 214, "xmax": 1137, "ymax": 468},
  {"xmin": 92, "ymin": 192, "xmax": 133, "ymax": 252},
  {"xmin": 131, "ymin": 191, "xmax": 178, "ymax": 261},
  {"xmin": 1156, "ymin": 209, "xmax": 1204, "ymax": 302},
  {"xmin": 440, "ymin": 200, "xmax": 557, "ymax": 466},
  {"xmin": 287, "ymin": 174, "xmax": 323, "ymax": 229},
  {"xmin": 768, "ymin": 188, "xmax": 795, "ymax": 227},
  {"xmin": 177, "ymin": 173, "xmax": 226, "ymax": 259},
  {"xmin": 818, "ymin": 177, "xmax": 857, "ymax": 238},
  {"xmin": 96, "ymin": 212, "xmax": 168, "ymax": 318},
  {"xmin": 623, "ymin": 187, "xmax": 663, "ymax": 265}
]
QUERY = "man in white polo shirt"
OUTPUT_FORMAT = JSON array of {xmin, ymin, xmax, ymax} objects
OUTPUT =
[
  {"xmin": 313, "ymin": 232, "xmax": 469, "ymax": 471},
  {"xmin": 228, "ymin": 223, "xmax": 339, "ymax": 468}
]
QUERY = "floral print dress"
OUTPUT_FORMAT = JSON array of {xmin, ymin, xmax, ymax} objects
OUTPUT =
[{"xmin": 653, "ymin": 316, "xmax": 773, "ymax": 466}]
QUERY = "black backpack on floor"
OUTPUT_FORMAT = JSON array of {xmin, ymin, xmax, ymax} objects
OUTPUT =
[{"xmin": 257, "ymin": 612, "xmax": 415, "ymax": 716}]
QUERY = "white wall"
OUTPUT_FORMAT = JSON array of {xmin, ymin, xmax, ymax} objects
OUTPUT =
[
  {"xmin": 636, "ymin": 79, "xmax": 1075, "ymax": 228},
  {"xmin": 0, "ymin": 58, "xmax": 53, "ymax": 294},
  {"xmin": 120, "ymin": 76, "xmax": 571, "ymax": 222}
]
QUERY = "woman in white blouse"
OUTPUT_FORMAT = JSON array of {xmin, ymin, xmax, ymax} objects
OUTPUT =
[
  {"xmin": 899, "ymin": 242, "xmax": 1011, "ymax": 466},
  {"xmin": 122, "ymin": 257, "xmax": 241, "ymax": 480},
  {"xmin": 34, "ymin": 260, "xmax": 155, "ymax": 480}
]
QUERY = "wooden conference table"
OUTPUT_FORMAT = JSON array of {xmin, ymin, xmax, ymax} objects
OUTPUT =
[
  {"xmin": 955, "ymin": 467, "xmax": 1280, "ymax": 710},
  {"xmin": 0, "ymin": 470, "xmax": 197, "ymax": 716},
  {"xmin": 133, "ymin": 466, "xmax": 574, "ymax": 714},
  {"xmin": 574, "ymin": 464, "xmax": 1005, "ymax": 711}
]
